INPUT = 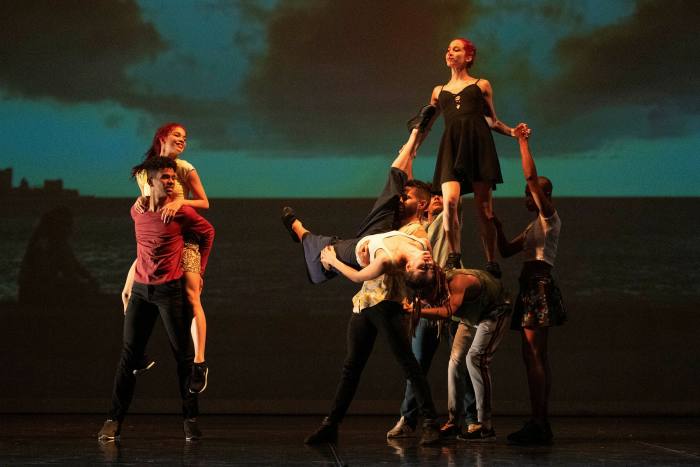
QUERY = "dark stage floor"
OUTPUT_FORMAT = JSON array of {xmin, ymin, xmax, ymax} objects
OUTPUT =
[{"xmin": 1, "ymin": 415, "xmax": 699, "ymax": 466}]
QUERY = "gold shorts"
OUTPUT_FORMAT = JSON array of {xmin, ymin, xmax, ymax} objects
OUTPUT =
[{"xmin": 182, "ymin": 242, "xmax": 201, "ymax": 274}]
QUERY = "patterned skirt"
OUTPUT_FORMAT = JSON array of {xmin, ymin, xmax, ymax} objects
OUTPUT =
[{"xmin": 511, "ymin": 264, "xmax": 566, "ymax": 330}]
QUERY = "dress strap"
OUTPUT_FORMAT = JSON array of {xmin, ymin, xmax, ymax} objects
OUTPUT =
[{"xmin": 474, "ymin": 78, "xmax": 480, "ymax": 85}]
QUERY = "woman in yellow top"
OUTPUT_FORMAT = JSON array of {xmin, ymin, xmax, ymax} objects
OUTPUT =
[{"xmin": 124, "ymin": 122, "xmax": 211, "ymax": 394}]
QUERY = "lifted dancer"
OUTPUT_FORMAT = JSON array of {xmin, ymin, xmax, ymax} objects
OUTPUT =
[
  {"xmin": 98, "ymin": 157, "xmax": 214, "ymax": 442},
  {"xmin": 124, "ymin": 123, "xmax": 211, "ymax": 393},
  {"xmin": 419, "ymin": 38, "xmax": 529, "ymax": 273},
  {"xmin": 283, "ymin": 124, "xmax": 433, "ymax": 283}
]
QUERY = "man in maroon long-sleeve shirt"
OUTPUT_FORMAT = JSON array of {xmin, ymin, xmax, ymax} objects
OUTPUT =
[{"xmin": 98, "ymin": 157, "xmax": 214, "ymax": 442}]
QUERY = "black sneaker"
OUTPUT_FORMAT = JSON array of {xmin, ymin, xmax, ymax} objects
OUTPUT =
[
  {"xmin": 132, "ymin": 356, "xmax": 156, "ymax": 376},
  {"xmin": 445, "ymin": 253, "xmax": 462, "ymax": 270},
  {"xmin": 439, "ymin": 421, "xmax": 461, "ymax": 439},
  {"xmin": 304, "ymin": 417, "xmax": 338, "ymax": 444},
  {"xmin": 281, "ymin": 206, "xmax": 300, "ymax": 243},
  {"xmin": 419, "ymin": 420, "xmax": 441, "ymax": 445},
  {"xmin": 189, "ymin": 362, "xmax": 208, "ymax": 394},
  {"xmin": 507, "ymin": 420, "xmax": 552, "ymax": 445},
  {"xmin": 184, "ymin": 418, "xmax": 202, "ymax": 441},
  {"xmin": 457, "ymin": 425, "xmax": 496, "ymax": 442},
  {"xmin": 97, "ymin": 419, "xmax": 121, "ymax": 441}
]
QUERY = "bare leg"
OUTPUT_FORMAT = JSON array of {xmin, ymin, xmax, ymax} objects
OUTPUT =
[
  {"xmin": 441, "ymin": 181, "xmax": 462, "ymax": 254},
  {"xmin": 521, "ymin": 327, "xmax": 550, "ymax": 423},
  {"xmin": 184, "ymin": 271, "xmax": 206, "ymax": 363},
  {"xmin": 391, "ymin": 129, "xmax": 424, "ymax": 178},
  {"xmin": 291, "ymin": 220, "xmax": 309, "ymax": 242},
  {"xmin": 121, "ymin": 260, "xmax": 137, "ymax": 313},
  {"xmin": 473, "ymin": 182, "xmax": 495, "ymax": 263}
]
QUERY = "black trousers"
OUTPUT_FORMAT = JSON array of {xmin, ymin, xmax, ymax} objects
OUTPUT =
[
  {"xmin": 108, "ymin": 280, "xmax": 197, "ymax": 421},
  {"xmin": 327, "ymin": 300, "xmax": 437, "ymax": 424}
]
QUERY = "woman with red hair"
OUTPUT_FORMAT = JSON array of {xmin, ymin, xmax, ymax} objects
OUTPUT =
[{"xmin": 416, "ymin": 38, "xmax": 528, "ymax": 274}]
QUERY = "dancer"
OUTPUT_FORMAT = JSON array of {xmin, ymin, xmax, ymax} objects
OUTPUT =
[
  {"xmin": 98, "ymin": 157, "xmax": 214, "ymax": 441},
  {"xmin": 304, "ymin": 234, "xmax": 442, "ymax": 445},
  {"xmin": 287, "ymin": 123, "xmax": 441, "ymax": 445},
  {"xmin": 422, "ymin": 38, "xmax": 528, "ymax": 272},
  {"xmin": 416, "ymin": 267, "xmax": 511, "ymax": 441},
  {"xmin": 491, "ymin": 128, "xmax": 566, "ymax": 445},
  {"xmin": 124, "ymin": 123, "xmax": 211, "ymax": 393},
  {"xmin": 387, "ymin": 189, "xmax": 478, "ymax": 440},
  {"xmin": 283, "ymin": 125, "xmax": 432, "ymax": 284}
]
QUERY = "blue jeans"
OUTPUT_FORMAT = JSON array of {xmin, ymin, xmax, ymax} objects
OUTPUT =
[
  {"xmin": 301, "ymin": 168, "xmax": 407, "ymax": 284},
  {"xmin": 400, "ymin": 318, "xmax": 477, "ymax": 428},
  {"xmin": 448, "ymin": 313, "xmax": 510, "ymax": 426}
]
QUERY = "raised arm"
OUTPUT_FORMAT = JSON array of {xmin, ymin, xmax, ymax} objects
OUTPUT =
[
  {"xmin": 320, "ymin": 246, "xmax": 391, "ymax": 283},
  {"xmin": 517, "ymin": 130, "xmax": 555, "ymax": 218},
  {"xmin": 480, "ymin": 79, "xmax": 526, "ymax": 138}
]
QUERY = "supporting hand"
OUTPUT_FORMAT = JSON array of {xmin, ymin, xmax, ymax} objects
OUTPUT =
[
  {"xmin": 161, "ymin": 198, "xmax": 184, "ymax": 223},
  {"xmin": 320, "ymin": 245, "xmax": 337, "ymax": 270},
  {"xmin": 134, "ymin": 196, "xmax": 148, "ymax": 214}
]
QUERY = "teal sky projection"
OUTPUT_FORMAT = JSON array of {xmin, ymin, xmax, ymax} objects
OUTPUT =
[{"xmin": 1, "ymin": 0, "xmax": 698, "ymax": 197}]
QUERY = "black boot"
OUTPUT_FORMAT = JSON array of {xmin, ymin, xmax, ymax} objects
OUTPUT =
[
  {"xmin": 304, "ymin": 417, "xmax": 338, "ymax": 444},
  {"xmin": 406, "ymin": 105, "xmax": 437, "ymax": 133},
  {"xmin": 485, "ymin": 261, "xmax": 502, "ymax": 279},
  {"xmin": 445, "ymin": 253, "xmax": 461, "ymax": 270}
]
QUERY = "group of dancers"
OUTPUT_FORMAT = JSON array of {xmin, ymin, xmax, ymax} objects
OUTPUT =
[
  {"xmin": 97, "ymin": 37, "xmax": 565, "ymax": 446},
  {"xmin": 284, "ymin": 37, "xmax": 565, "ymax": 446}
]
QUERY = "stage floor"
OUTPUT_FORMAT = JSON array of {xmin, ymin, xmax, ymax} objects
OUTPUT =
[{"xmin": 1, "ymin": 414, "xmax": 699, "ymax": 466}]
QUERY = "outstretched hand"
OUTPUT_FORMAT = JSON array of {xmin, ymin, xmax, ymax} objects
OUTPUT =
[{"xmin": 320, "ymin": 245, "xmax": 337, "ymax": 270}]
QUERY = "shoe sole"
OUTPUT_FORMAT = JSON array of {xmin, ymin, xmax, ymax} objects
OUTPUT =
[
  {"xmin": 386, "ymin": 433, "xmax": 415, "ymax": 439},
  {"xmin": 98, "ymin": 434, "xmax": 120, "ymax": 441},
  {"xmin": 133, "ymin": 361, "xmax": 155, "ymax": 376},
  {"xmin": 459, "ymin": 436, "xmax": 496, "ymax": 442}
]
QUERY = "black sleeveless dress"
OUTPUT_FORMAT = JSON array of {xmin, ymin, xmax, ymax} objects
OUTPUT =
[{"xmin": 432, "ymin": 82, "xmax": 503, "ymax": 194}]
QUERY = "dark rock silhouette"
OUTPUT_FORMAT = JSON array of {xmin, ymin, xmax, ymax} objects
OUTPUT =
[{"xmin": 18, "ymin": 206, "xmax": 100, "ymax": 305}]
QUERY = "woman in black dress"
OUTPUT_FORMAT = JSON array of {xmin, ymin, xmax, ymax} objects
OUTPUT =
[{"xmin": 424, "ymin": 38, "xmax": 528, "ymax": 272}]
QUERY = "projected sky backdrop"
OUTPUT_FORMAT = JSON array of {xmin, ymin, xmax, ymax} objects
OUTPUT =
[{"xmin": 1, "ymin": 0, "xmax": 698, "ymax": 197}]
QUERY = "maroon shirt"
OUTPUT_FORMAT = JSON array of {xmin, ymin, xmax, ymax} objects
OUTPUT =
[{"xmin": 131, "ymin": 205, "xmax": 215, "ymax": 285}]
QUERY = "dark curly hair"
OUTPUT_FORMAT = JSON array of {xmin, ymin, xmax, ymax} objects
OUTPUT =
[{"xmin": 405, "ymin": 264, "xmax": 451, "ymax": 336}]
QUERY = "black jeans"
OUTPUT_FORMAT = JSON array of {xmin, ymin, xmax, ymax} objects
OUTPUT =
[
  {"xmin": 327, "ymin": 300, "xmax": 437, "ymax": 424},
  {"xmin": 108, "ymin": 280, "xmax": 197, "ymax": 421}
]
